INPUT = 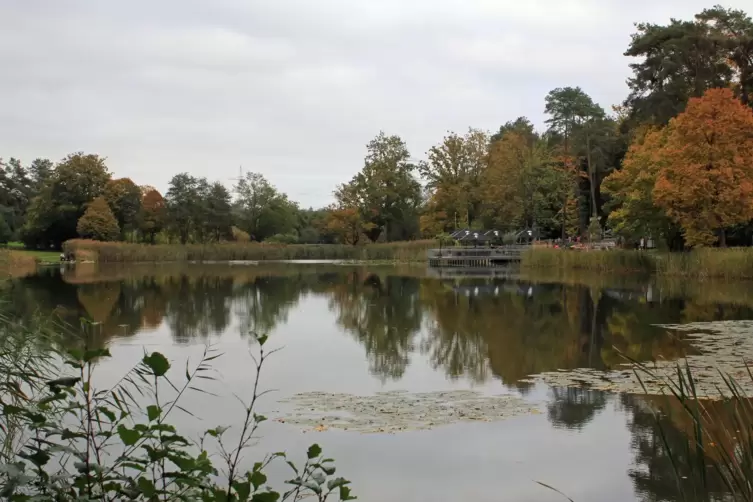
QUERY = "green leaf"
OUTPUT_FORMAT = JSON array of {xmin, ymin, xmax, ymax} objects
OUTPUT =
[
  {"xmin": 233, "ymin": 480, "xmax": 251, "ymax": 501},
  {"xmin": 303, "ymin": 481, "xmax": 322, "ymax": 494},
  {"xmin": 307, "ymin": 444, "xmax": 322, "ymax": 460},
  {"xmin": 143, "ymin": 352, "xmax": 170, "ymax": 377},
  {"xmin": 146, "ymin": 405, "xmax": 161, "ymax": 422},
  {"xmin": 327, "ymin": 477, "xmax": 350, "ymax": 491},
  {"xmin": 97, "ymin": 406, "xmax": 116, "ymax": 422},
  {"xmin": 3, "ymin": 405, "xmax": 24, "ymax": 415},
  {"xmin": 18, "ymin": 450, "xmax": 49, "ymax": 468},
  {"xmin": 250, "ymin": 469, "xmax": 267, "ymax": 490},
  {"xmin": 251, "ymin": 492, "xmax": 280, "ymax": 502},
  {"xmin": 136, "ymin": 477, "xmax": 156, "ymax": 497},
  {"xmin": 340, "ymin": 485, "xmax": 356, "ymax": 500},
  {"xmin": 117, "ymin": 425, "xmax": 141, "ymax": 446},
  {"xmin": 83, "ymin": 348, "xmax": 111, "ymax": 362},
  {"xmin": 256, "ymin": 334, "xmax": 269, "ymax": 346}
]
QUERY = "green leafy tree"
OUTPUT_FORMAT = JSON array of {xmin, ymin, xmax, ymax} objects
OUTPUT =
[
  {"xmin": 77, "ymin": 196, "xmax": 120, "ymax": 241},
  {"xmin": 234, "ymin": 172, "xmax": 297, "ymax": 241},
  {"xmin": 696, "ymin": 6, "xmax": 753, "ymax": 107},
  {"xmin": 205, "ymin": 182, "xmax": 233, "ymax": 242},
  {"xmin": 545, "ymin": 87, "xmax": 619, "ymax": 222},
  {"xmin": 491, "ymin": 116, "xmax": 537, "ymax": 144},
  {"xmin": 0, "ymin": 213, "xmax": 12, "ymax": 244},
  {"xmin": 165, "ymin": 173, "xmax": 200, "ymax": 244},
  {"xmin": 339, "ymin": 132, "xmax": 421, "ymax": 242},
  {"xmin": 418, "ymin": 128, "xmax": 488, "ymax": 230},
  {"xmin": 623, "ymin": 15, "xmax": 736, "ymax": 126},
  {"xmin": 28, "ymin": 158, "xmax": 53, "ymax": 190},
  {"xmin": 0, "ymin": 158, "xmax": 33, "ymax": 237},
  {"xmin": 21, "ymin": 152, "xmax": 110, "ymax": 248},
  {"xmin": 103, "ymin": 178, "xmax": 142, "ymax": 239},
  {"xmin": 139, "ymin": 187, "xmax": 166, "ymax": 244}
]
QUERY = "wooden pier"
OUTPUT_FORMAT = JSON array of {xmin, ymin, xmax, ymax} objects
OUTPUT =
[{"xmin": 427, "ymin": 245, "xmax": 529, "ymax": 268}]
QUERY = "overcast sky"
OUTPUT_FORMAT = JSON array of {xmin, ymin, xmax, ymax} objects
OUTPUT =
[{"xmin": 1, "ymin": 1, "xmax": 749, "ymax": 207}]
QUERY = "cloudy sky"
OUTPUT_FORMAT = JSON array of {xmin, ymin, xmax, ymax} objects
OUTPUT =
[{"xmin": 1, "ymin": 1, "xmax": 749, "ymax": 207}]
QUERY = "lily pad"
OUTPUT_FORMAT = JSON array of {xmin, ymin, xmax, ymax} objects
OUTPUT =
[
  {"xmin": 529, "ymin": 320, "xmax": 753, "ymax": 400},
  {"xmin": 278, "ymin": 390, "xmax": 540, "ymax": 433}
]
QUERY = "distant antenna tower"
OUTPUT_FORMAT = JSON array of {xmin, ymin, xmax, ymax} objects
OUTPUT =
[{"xmin": 230, "ymin": 165, "xmax": 244, "ymax": 184}]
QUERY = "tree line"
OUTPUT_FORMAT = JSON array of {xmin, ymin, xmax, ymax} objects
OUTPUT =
[
  {"xmin": 331, "ymin": 5, "xmax": 753, "ymax": 249},
  {"xmin": 0, "ymin": 153, "xmax": 341, "ymax": 248},
  {"xmin": 2, "ymin": 5, "xmax": 752, "ymax": 249}
]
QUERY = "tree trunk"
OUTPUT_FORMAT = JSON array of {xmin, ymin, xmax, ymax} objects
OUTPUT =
[
  {"xmin": 587, "ymin": 132, "xmax": 597, "ymax": 218},
  {"xmin": 719, "ymin": 228, "xmax": 727, "ymax": 248}
]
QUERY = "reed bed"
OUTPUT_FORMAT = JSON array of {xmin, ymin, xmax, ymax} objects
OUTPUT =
[
  {"xmin": 0, "ymin": 250, "xmax": 39, "ymax": 278},
  {"xmin": 63, "ymin": 239, "xmax": 434, "ymax": 263},
  {"xmin": 522, "ymin": 247, "xmax": 753, "ymax": 279}
]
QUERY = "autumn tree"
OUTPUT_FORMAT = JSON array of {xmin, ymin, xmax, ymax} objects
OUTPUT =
[
  {"xmin": 326, "ymin": 206, "xmax": 368, "ymax": 245},
  {"xmin": 603, "ymin": 127, "xmax": 683, "ymax": 249},
  {"xmin": 418, "ymin": 129, "xmax": 488, "ymax": 230},
  {"xmin": 103, "ymin": 178, "xmax": 142, "ymax": 239},
  {"xmin": 139, "ymin": 187, "xmax": 166, "ymax": 244},
  {"xmin": 482, "ymin": 132, "xmax": 559, "ymax": 231},
  {"xmin": 77, "ymin": 196, "xmax": 120, "ymax": 241},
  {"xmin": 653, "ymin": 88, "xmax": 753, "ymax": 246}
]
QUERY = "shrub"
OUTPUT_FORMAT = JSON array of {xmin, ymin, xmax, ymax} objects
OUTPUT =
[
  {"xmin": 0, "ymin": 322, "xmax": 355, "ymax": 501},
  {"xmin": 77, "ymin": 196, "xmax": 120, "ymax": 241},
  {"xmin": 266, "ymin": 233, "xmax": 299, "ymax": 244},
  {"xmin": 232, "ymin": 226, "xmax": 251, "ymax": 242}
]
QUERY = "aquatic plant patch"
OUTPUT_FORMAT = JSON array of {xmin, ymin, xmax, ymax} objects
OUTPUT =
[
  {"xmin": 277, "ymin": 390, "xmax": 541, "ymax": 433},
  {"xmin": 525, "ymin": 320, "xmax": 753, "ymax": 399}
]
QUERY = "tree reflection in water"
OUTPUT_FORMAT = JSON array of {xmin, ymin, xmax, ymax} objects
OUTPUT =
[{"xmin": 5, "ymin": 264, "xmax": 753, "ymax": 502}]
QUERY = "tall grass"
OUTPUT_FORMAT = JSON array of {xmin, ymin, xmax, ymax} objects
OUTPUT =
[
  {"xmin": 521, "ymin": 248, "xmax": 654, "ymax": 273},
  {"xmin": 64, "ymin": 239, "xmax": 434, "ymax": 263},
  {"xmin": 636, "ymin": 361, "xmax": 753, "ymax": 501},
  {"xmin": 0, "ymin": 249, "xmax": 39, "ymax": 278},
  {"xmin": 522, "ymin": 247, "xmax": 753, "ymax": 279}
]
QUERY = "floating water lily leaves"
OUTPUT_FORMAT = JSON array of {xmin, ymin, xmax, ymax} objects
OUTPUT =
[
  {"xmin": 529, "ymin": 320, "xmax": 753, "ymax": 400},
  {"xmin": 279, "ymin": 390, "xmax": 541, "ymax": 433}
]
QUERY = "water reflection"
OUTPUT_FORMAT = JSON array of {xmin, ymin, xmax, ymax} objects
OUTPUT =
[
  {"xmin": 5, "ymin": 263, "xmax": 753, "ymax": 502},
  {"xmin": 6, "ymin": 264, "xmax": 753, "ymax": 386}
]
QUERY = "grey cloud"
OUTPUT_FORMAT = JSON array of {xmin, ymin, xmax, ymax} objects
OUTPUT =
[{"xmin": 1, "ymin": 0, "xmax": 750, "ymax": 206}]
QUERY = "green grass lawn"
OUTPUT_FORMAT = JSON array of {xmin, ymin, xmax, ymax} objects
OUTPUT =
[{"xmin": 6, "ymin": 242, "xmax": 61, "ymax": 264}]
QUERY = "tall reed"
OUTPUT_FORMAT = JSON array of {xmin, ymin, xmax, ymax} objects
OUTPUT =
[
  {"xmin": 64, "ymin": 239, "xmax": 434, "ymax": 263},
  {"xmin": 522, "ymin": 247, "xmax": 753, "ymax": 279},
  {"xmin": 0, "ymin": 249, "xmax": 39, "ymax": 278},
  {"xmin": 635, "ymin": 360, "xmax": 753, "ymax": 501}
]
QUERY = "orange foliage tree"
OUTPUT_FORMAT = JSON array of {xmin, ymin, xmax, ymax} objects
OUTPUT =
[
  {"xmin": 326, "ymin": 207, "xmax": 372, "ymax": 245},
  {"xmin": 139, "ymin": 188, "xmax": 166, "ymax": 244},
  {"xmin": 652, "ymin": 88, "xmax": 753, "ymax": 246}
]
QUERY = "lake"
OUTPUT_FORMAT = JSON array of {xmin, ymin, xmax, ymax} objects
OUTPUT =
[{"xmin": 4, "ymin": 262, "xmax": 750, "ymax": 502}]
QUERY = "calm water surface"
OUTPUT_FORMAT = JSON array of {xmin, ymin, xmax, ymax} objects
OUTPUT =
[{"xmin": 6, "ymin": 262, "xmax": 753, "ymax": 502}]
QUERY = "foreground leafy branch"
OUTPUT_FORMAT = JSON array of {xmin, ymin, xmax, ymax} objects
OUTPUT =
[{"xmin": 0, "ymin": 325, "xmax": 355, "ymax": 501}]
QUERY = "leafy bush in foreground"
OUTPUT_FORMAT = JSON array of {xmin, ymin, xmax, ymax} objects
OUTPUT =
[{"xmin": 0, "ymin": 324, "xmax": 355, "ymax": 501}]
